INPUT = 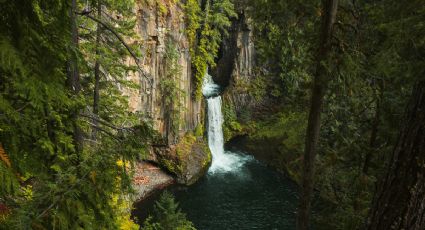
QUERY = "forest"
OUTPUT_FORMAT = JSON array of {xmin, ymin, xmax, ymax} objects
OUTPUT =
[{"xmin": 0, "ymin": 0, "xmax": 424, "ymax": 229}]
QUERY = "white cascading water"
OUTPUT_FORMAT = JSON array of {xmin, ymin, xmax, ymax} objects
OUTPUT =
[{"xmin": 202, "ymin": 74, "xmax": 251, "ymax": 173}]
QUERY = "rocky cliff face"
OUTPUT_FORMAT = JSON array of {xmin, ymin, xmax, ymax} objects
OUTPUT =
[
  {"xmin": 209, "ymin": 8, "xmax": 260, "ymax": 143},
  {"xmin": 214, "ymin": 8, "xmax": 302, "ymax": 180},
  {"xmin": 212, "ymin": 10, "xmax": 257, "ymax": 115},
  {"xmin": 123, "ymin": 1, "xmax": 210, "ymax": 185},
  {"xmin": 124, "ymin": 1, "xmax": 202, "ymax": 142}
]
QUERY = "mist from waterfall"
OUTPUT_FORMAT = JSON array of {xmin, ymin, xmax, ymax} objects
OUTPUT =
[{"xmin": 202, "ymin": 74, "xmax": 252, "ymax": 173}]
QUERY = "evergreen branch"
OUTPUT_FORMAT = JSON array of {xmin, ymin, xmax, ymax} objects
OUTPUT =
[
  {"xmin": 80, "ymin": 113, "xmax": 129, "ymax": 131},
  {"xmin": 87, "ymin": 122, "xmax": 123, "ymax": 141},
  {"xmin": 76, "ymin": 10, "xmax": 153, "ymax": 86},
  {"xmin": 100, "ymin": 66, "xmax": 121, "ymax": 85},
  {"xmin": 36, "ymin": 158, "xmax": 104, "ymax": 219}
]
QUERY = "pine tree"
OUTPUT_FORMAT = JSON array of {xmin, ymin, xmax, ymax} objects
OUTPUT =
[
  {"xmin": 297, "ymin": 1, "xmax": 339, "ymax": 229},
  {"xmin": 143, "ymin": 191, "xmax": 196, "ymax": 230},
  {"xmin": 0, "ymin": 0, "xmax": 153, "ymax": 228}
]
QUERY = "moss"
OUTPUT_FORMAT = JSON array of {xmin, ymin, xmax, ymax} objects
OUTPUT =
[
  {"xmin": 255, "ymin": 112, "xmax": 306, "ymax": 172},
  {"xmin": 252, "ymin": 111, "xmax": 306, "ymax": 147},
  {"xmin": 155, "ymin": 131, "xmax": 210, "ymax": 185},
  {"xmin": 201, "ymin": 141, "xmax": 212, "ymax": 168},
  {"xmin": 159, "ymin": 133, "xmax": 198, "ymax": 177},
  {"xmin": 229, "ymin": 110, "xmax": 306, "ymax": 183},
  {"xmin": 161, "ymin": 158, "xmax": 179, "ymax": 175},
  {"xmin": 222, "ymin": 97, "xmax": 245, "ymax": 141},
  {"xmin": 194, "ymin": 124, "xmax": 204, "ymax": 137},
  {"xmin": 176, "ymin": 133, "xmax": 197, "ymax": 158},
  {"xmin": 157, "ymin": 0, "xmax": 168, "ymax": 16}
]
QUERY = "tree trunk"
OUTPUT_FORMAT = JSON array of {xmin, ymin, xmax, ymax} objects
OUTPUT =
[
  {"xmin": 367, "ymin": 80, "xmax": 425, "ymax": 230},
  {"xmin": 92, "ymin": 1, "xmax": 102, "ymax": 140},
  {"xmin": 69, "ymin": 0, "xmax": 81, "ymax": 94},
  {"xmin": 68, "ymin": 0, "xmax": 83, "ymax": 153},
  {"xmin": 296, "ymin": 0, "xmax": 339, "ymax": 229}
]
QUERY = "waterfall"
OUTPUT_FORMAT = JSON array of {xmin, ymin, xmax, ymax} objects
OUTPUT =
[{"xmin": 202, "ymin": 74, "xmax": 251, "ymax": 173}]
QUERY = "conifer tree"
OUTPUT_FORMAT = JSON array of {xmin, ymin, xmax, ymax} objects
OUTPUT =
[
  {"xmin": 0, "ymin": 0, "xmax": 152, "ymax": 228},
  {"xmin": 143, "ymin": 191, "xmax": 196, "ymax": 230}
]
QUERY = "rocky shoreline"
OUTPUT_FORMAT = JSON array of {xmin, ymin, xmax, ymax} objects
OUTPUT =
[{"xmin": 132, "ymin": 161, "xmax": 175, "ymax": 202}]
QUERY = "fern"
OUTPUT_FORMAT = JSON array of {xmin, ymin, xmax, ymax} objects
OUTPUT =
[{"xmin": 0, "ymin": 37, "xmax": 26, "ymax": 77}]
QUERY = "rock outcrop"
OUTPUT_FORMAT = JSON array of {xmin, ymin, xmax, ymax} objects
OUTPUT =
[
  {"xmin": 151, "ymin": 134, "xmax": 211, "ymax": 185},
  {"xmin": 209, "ymin": 8, "xmax": 259, "ymax": 142},
  {"xmin": 132, "ymin": 162, "xmax": 175, "ymax": 201},
  {"xmin": 125, "ymin": 1, "xmax": 202, "ymax": 140},
  {"xmin": 123, "ymin": 1, "xmax": 210, "ymax": 189},
  {"xmin": 212, "ymin": 11, "xmax": 257, "ymax": 114},
  {"xmin": 212, "ymin": 7, "xmax": 303, "ymax": 181}
]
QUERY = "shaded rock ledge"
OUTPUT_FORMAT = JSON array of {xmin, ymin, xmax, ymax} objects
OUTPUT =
[
  {"xmin": 132, "ymin": 134, "xmax": 211, "ymax": 201},
  {"xmin": 132, "ymin": 161, "xmax": 175, "ymax": 202}
]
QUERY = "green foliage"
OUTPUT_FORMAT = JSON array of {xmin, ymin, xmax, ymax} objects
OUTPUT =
[
  {"xmin": 0, "ymin": 0, "xmax": 153, "ymax": 228},
  {"xmin": 184, "ymin": 0, "xmax": 201, "ymax": 52},
  {"xmin": 247, "ymin": 0, "xmax": 316, "ymax": 102},
  {"xmin": 185, "ymin": 0, "xmax": 237, "ymax": 99},
  {"xmin": 143, "ymin": 191, "xmax": 196, "ymax": 230},
  {"xmin": 222, "ymin": 99, "xmax": 243, "ymax": 142},
  {"xmin": 252, "ymin": 112, "xmax": 306, "ymax": 149},
  {"xmin": 194, "ymin": 124, "xmax": 204, "ymax": 137},
  {"xmin": 0, "ymin": 163, "xmax": 19, "ymax": 198},
  {"xmin": 240, "ymin": 0, "xmax": 425, "ymax": 228},
  {"xmin": 0, "ymin": 145, "xmax": 18, "ymax": 197},
  {"xmin": 160, "ymin": 40, "xmax": 186, "ymax": 139},
  {"xmin": 157, "ymin": 133, "xmax": 198, "ymax": 176}
]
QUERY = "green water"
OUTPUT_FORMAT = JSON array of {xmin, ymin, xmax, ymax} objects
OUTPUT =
[{"xmin": 135, "ymin": 150, "xmax": 299, "ymax": 230}]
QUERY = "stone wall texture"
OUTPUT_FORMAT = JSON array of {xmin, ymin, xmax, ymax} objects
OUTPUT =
[{"xmin": 123, "ymin": 1, "xmax": 202, "ymax": 145}]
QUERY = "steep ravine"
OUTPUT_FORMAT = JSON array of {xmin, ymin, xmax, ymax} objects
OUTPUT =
[
  {"xmin": 125, "ymin": 0, "xmax": 211, "ymax": 200},
  {"xmin": 133, "ymin": 72, "xmax": 299, "ymax": 229},
  {"xmin": 127, "ymin": 0, "xmax": 299, "ymax": 202},
  {"xmin": 129, "ymin": 4, "xmax": 304, "ymax": 227},
  {"xmin": 214, "ymin": 7, "xmax": 304, "ymax": 182}
]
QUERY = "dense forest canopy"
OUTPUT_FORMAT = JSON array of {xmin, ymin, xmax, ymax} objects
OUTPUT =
[
  {"xmin": 245, "ymin": 0, "xmax": 424, "ymax": 229},
  {"xmin": 0, "ymin": 0, "xmax": 424, "ymax": 229},
  {"xmin": 0, "ymin": 0, "xmax": 152, "ymax": 228}
]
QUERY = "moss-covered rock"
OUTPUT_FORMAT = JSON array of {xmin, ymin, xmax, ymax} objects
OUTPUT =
[{"xmin": 150, "ymin": 133, "xmax": 211, "ymax": 185}]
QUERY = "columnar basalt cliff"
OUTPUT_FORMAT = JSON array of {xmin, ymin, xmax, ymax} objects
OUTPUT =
[
  {"xmin": 210, "ymin": 8, "xmax": 261, "ymax": 143},
  {"xmin": 212, "ymin": 11, "xmax": 257, "ymax": 114},
  {"xmin": 124, "ymin": 1, "xmax": 210, "ymax": 186},
  {"xmin": 126, "ymin": 1, "xmax": 201, "ymax": 139},
  {"xmin": 213, "ymin": 8, "xmax": 301, "ymax": 179}
]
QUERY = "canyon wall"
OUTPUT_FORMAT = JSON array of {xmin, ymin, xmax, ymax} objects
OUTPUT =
[
  {"xmin": 124, "ymin": 1, "xmax": 210, "ymax": 185},
  {"xmin": 124, "ymin": 0, "xmax": 202, "ymax": 144},
  {"xmin": 212, "ymin": 9, "xmax": 257, "ymax": 117},
  {"xmin": 123, "ymin": 1, "xmax": 260, "ymax": 185}
]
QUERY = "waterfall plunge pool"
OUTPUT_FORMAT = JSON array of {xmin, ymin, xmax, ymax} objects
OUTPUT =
[
  {"xmin": 132, "ymin": 74, "xmax": 299, "ymax": 229},
  {"xmin": 132, "ymin": 149, "xmax": 299, "ymax": 230}
]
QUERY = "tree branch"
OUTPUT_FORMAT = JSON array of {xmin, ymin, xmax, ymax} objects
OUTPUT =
[
  {"xmin": 80, "ymin": 113, "xmax": 128, "ymax": 131},
  {"xmin": 86, "ymin": 121, "xmax": 123, "ymax": 141},
  {"xmin": 76, "ymin": 10, "xmax": 153, "ymax": 86}
]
